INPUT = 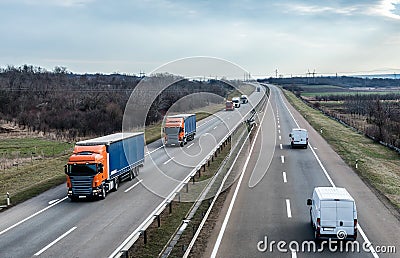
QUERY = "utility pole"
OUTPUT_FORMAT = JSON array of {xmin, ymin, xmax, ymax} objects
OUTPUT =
[{"xmin": 275, "ymin": 69, "xmax": 278, "ymax": 78}]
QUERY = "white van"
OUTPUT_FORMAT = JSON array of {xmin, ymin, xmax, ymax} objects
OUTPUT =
[
  {"xmin": 289, "ymin": 128, "xmax": 308, "ymax": 148},
  {"xmin": 232, "ymin": 97, "xmax": 241, "ymax": 108},
  {"xmin": 307, "ymin": 187, "xmax": 358, "ymax": 241},
  {"xmin": 240, "ymin": 95, "xmax": 248, "ymax": 104}
]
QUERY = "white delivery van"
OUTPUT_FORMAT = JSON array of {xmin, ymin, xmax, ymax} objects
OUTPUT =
[
  {"xmin": 232, "ymin": 97, "xmax": 241, "ymax": 108},
  {"xmin": 289, "ymin": 128, "xmax": 308, "ymax": 148},
  {"xmin": 240, "ymin": 95, "xmax": 248, "ymax": 104},
  {"xmin": 307, "ymin": 187, "xmax": 358, "ymax": 241}
]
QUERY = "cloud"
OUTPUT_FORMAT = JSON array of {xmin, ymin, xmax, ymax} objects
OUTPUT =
[
  {"xmin": 370, "ymin": 0, "xmax": 400, "ymax": 20},
  {"xmin": 23, "ymin": 0, "xmax": 95, "ymax": 7}
]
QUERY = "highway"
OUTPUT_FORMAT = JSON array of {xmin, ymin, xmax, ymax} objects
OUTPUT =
[
  {"xmin": 207, "ymin": 85, "xmax": 400, "ymax": 257},
  {"xmin": 0, "ymin": 87, "xmax": 264, "ymax": 257}
]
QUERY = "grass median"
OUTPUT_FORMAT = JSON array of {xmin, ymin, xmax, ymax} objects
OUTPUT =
[{"xmin": 282, "ymin": 88, "xmax": 400, "ymax": 210}]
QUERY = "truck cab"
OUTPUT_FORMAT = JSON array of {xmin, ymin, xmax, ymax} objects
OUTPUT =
[
  {"xmin": 163, "ymin": 114, "xmax": 196, "ymax": 147},
  {"xmin": 225, "ymin": 101, "xmax": 234, "ymax": 111},
  {"xmin": 232, "ymin": 97, "xmax": 241, "ymax": 108}
]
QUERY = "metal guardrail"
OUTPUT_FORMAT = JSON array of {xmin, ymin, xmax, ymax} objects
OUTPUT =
[{"xmin": 109, "ymin": 89, "xmax": 266, "ymax": 258}]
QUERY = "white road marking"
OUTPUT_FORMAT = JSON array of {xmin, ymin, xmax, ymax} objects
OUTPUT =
[
  {"xmin": 279, "ymin": 135, "xmax": 281, "ymax": 140},
  {"xmin": 34, "ymin": 227, "xmax": 77, "ymax": 256},
  {"xmin": 163, "ymin": 157, "xmax": 174, "ymax": 165},
  {"xmin": 145, "ymin": 145, "xmax": 163, "ymax": 157},
  {"xmin": 124, "ymin": 180, "xmax": 143, "ymax": 193},
  {"xmin": 213, "ymin": 126, "xmax": 218, "ymax": 130},
  {"xmin": 187, "ymin": 143, "xmax": 194, "ymax": 149},
  {"xmin": 281, "ymin": 156, "xmax": 285, "ymax": 163},
  {"xmin": 278, "ymin": 129, "xmax": 281, "ymax": 134},
  {"xmin": 282, "ymin": 172, "xmax": 287, "ymax": 183},
  {"xmin": 210, "ymin": 94, "xmax": 269, "ymax": 258},
  {"xmin": 292, "ymin": 250, "xmax": 297, "ymax": 258},
  {"xmin": 286, "ymin": 199, "xmax": 292, "ymax": 218},
  {"xmin": 278, "ymin": 125, "xmax": 280, "ymax": 128},
  {"xmin": 279, "ymin": 88, "xmax": 379, "ymax": 257},
  {"xmin": 48, "ymin": 199, "xmax": 59, "ymax": 205},
  {"xmin": 0, "ymin": 197, "xmax": 68, "ymax": 236},
  {"xmin": 280, "ymin": 144, "xmax": 283, "ymax": 150}
]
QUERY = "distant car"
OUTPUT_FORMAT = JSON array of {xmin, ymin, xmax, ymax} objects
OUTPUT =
[
  {"xmin": 257, "ymin": 87, "xmax": 261, "ymax": 92},
  {"xmin": 225, "ymin": 101, "xmax": 234, "ymax": 111},
  {"xmin": 289, "ymin": 128, "xmax": 308, "ymax": 148},
  {"xmin": 307, "ymin": 187, "xmax": 358, "ymax": 241},
  {"xmin": 232, "ymin": 97, "xmax": 241, "ymax": 108},
  {"xmin": 240, "ymin": 95, "xmax": 248, "ymax": 104}
]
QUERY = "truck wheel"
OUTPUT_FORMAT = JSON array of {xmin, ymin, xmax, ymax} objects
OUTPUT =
[
  {"xmin": 114, "ymin": 178, "xmax": 119, "ymax": 191},
  {"xmin": 128, "ymin": 171, "xmax": 134, "ymax": 181},
  {"xmin": 180, "ymin": 142, "xmax": 184, "ymax": 147},
  {"xmin": 100, "ymin": 186, "xmax": 106, "ymax": 200}
]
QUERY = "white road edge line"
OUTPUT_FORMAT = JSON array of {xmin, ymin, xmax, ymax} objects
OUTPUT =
[
  {"xmin": 34, "ymin": 226, "xmax": 77, "ymax": 256},
  {"xmin": 210, "ymin": 91, "xmax": 270, "ymax": 258},
  {"xmin": 278, "ymin": 87, "xmax": 379, "ymax": 257},
  {"xmin": 124, "ymin": 179, "xmax": 143, "ymax": 193},
  {"xmin": 282, "ymin": 172, "xmax": 287, "ymax": 183},
  {"xmin": 187, "ymin": 143, "xmax": 194, "ymax": 149},
  {"xmin": 0, "ymin": 197, "xmax": 68, "ymax": 236},
  {"xmin": 286, "ymin": 199, "xmax": 292, "ymax": 218},
  {"xmin": 163, "ymin": 157, "xmax": 174, "ymax": 165}
]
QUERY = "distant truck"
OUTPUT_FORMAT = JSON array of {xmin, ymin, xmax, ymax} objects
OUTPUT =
[
  {"xmin": 65, "ymin": 132, "xmax": 144, "ymax": 201},
  {"xmin": 232, "ymin": 97, "xmax": 241, "ymax": 108},
  {"xmin": 225, "ymin": 101, "xmax": 234, "ymax": 111},
  {"xmin": 307, "ymin": 187, "xmax": 358, "ymax": 241},
  {"xmin": 240, "ymin": 95, "xmax": 248, "ymax": 104},
  {"xmin": 289, "ymin": 128, "xmax": 308, "ymax": 148},
  {"xmin": 163, "ymin": 114, "xmax": 196, "ymax": 147}
]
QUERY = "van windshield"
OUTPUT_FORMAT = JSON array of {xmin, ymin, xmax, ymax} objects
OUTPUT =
[{"xmin": 67, "ymin": 164, "xmax": 98, "ymax": 176}]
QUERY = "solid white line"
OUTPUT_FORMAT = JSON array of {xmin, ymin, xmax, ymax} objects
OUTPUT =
[
  {"xmin": 283, "ymin": 172, "xmax": 287, "ymax": 183},
  {"xmin": 187, "ymin": 143, "xmax": 194, "ymax": 149},
  {"xmin": 34, "ymin": 227, "xmax": 77, "ymax": 256},
  {"xmin": 163, "ymin": 157, "xmax": 174, "ymax": 165},
  {"xmin": 281, "ymin": 156, "xmax": 285, "ymax": 163},
  {"xmin": 0, "ymin": 197, "xmax": 68, "ymax": 236},
  {"xmin": 280, "ymin": 144, "xmax": 283, "ymax": 150},
  {"xmin": 278, "ymin": 87, "xmax": 379, "ymax": 257},
  {"xmin": 145, "ymin": 145, "xmax": 163, "ymax": 157},
  {"xmin": 210, "ymin": 93, "xmax": 270, "ymax": 258},
  {"xmin": 286, "ymin": 199, "xmax": 292, "ymax": 218},
  {"xmin": 279, "ymin": 135, "xmax": 281, "ymax": 140},
  {"xmin": 124, "ymin": 180, "xmax": 143, "ymax": 193}
]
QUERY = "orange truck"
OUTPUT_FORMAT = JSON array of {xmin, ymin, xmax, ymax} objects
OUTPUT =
[
  {"xmin": 163, "ymin": 114, "xmax": 196, "ymax": 147},
  {"xmin": 65, "ymin": 132, "xmax": 144, "ymax": 201},
  {"xmin": 225, "ymin": 101, "xmax": 234, "ymax": 111}
]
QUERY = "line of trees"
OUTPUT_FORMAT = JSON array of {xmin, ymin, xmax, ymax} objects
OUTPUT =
[{"xmin": 0, "ymin": 65, "xmax": 233, "ymax": 140}]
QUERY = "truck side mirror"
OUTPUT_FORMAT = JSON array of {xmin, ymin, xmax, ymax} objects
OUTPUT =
[
  {"xmin": 307, "ymin": 199, "xmax": 312, "ymax": 205},
  {"xmin": 289, "ymin": 134, "xmax": 292, "ymax": 138}
]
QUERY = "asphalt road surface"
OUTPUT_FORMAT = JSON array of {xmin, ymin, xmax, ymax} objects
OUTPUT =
[
  {"xmin": 0, "ymin": 88, "xmax": 264, "ymax": 258},
  {"xmin": 208, "ymin": 85, "xmax": 400, "ymax": 258}
]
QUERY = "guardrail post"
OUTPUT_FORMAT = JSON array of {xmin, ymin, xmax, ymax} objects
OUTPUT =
[
  {"xmin": 355, "ymin": 159, "xmax": 358, "ymax": 169},
  {"xmin": 192, "ymin": 176, "xmax": 195, "ymax": 184},
  {"xmin": 203, "ymin": 164, "xmax": 206, "ymax": 172},
  {"xmin": 157, "ymin": 215, "xmax": 161, "ymax": 227},
  {"xmin": 186, "ymin": 183, "xmax": 189, "ymax": 192},
  {"xmin": 198, "ymin": 169, "xmax": 201, "ymax": 178},
  {"xmin": 169, "ymin": 202, "xmax": 172, "ymax": 214},
  {"xmin": 177, "ymin": 192, "xmax": 181, "ymax": 202},
  {"xmin": 207, "ymin": 160, "xmax": 210, "ymax": 167},
  {"xmin": 122, "ymin": 250, "xmax": 129, "ymax": 258},
  {"xmin": 211, "ymin": 155, "xmax": 214, "ymax": 162},
  {"xmin": 6, "ymin": 192, "xmax": 10, "ymax": 206},
  {"xmin": 143, "ymin": 230, "xmax": 147, "ymax": 244}
]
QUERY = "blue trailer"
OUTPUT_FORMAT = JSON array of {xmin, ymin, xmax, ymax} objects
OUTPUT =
[{"xmin": 66, "ymin": 132, "xmax": 144, "ymax": 200}]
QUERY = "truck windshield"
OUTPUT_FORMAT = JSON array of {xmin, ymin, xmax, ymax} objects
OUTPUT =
[
  {"xmin": 165, "ymin": 127, "xmax": 180, "ymax": 135},
  {"xmin": 67, "ymin": 164, "xmax": 98, "ymax": 176}
]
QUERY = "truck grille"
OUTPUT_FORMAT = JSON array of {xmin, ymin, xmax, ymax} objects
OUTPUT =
[{"xmin": 70, "ymin": 176, "xmax": 94, "ymax": 195}]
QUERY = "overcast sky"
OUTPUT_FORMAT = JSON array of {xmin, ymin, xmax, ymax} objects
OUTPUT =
[{"xmin": 1, "ymin": 0, "xmax": 400, "ymax": 77}]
